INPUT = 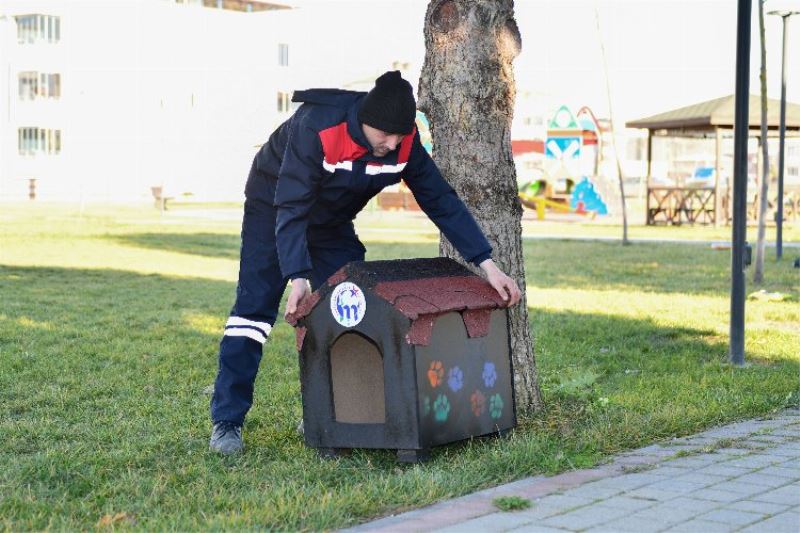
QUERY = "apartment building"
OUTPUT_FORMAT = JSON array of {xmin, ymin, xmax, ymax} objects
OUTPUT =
[{"xmin": 0, "ymin": 0, "xmax": 297, "ymax": 202}]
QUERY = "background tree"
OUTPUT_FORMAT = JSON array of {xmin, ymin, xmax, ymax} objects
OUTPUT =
[
  {"xmin": 594, "ymin": 4, "xmax": 629, "ymax": 245},
  {"xmin": 418, "ymin": 0, "xmax": 542, "ymax": 413},
  {"xmin": 754, "ymin": 0, "xmax": 770, "ymax": 283}
]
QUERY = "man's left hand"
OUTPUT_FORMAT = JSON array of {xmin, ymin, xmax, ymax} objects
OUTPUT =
[
  {"xmin": 285, "ymin": 277, "xmax": 311, "ymax": 323},
  {"xmin": 479, "ymin": 259, "xmax": 521, "ymax": 307}
]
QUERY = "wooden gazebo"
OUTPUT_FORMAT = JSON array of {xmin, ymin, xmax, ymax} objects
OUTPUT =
[{"xmin": 626, "ymin": 95, "xmax": 800, "ymax": 226}]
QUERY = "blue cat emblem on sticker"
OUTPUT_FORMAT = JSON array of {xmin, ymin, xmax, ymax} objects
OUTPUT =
[{"xmin": 330, "ymin": 282, "xmax": 366, "ymax": 327}]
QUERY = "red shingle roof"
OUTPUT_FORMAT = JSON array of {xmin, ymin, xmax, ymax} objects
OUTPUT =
[{"xmin": 288, "ymin": 258, "xmax": 506, "ymax": 346}]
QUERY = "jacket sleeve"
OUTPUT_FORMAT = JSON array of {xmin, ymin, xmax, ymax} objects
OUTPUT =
[
  {"xmin": 273, "ymin": 107, "xmax": 323, "ymax": 280},
  {"xmin": 402, "ymin": 131, "xmax": 493, "ymax": 266}
]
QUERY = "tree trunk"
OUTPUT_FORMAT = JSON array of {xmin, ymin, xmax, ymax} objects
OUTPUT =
[
  {"xmin": 594, "ymin": 6, "xmax": 629, "ymax": 245},
  {"xmin": 419, "ymin": 0, "xmax": 542, "ymax": 414},
  {"xmin": 754, "ymin": 0, "xmax": 770, "ymax": 284}
]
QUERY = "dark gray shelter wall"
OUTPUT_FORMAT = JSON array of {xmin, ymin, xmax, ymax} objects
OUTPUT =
[
  {"xmin": 300, "ymin": 289, "xmax": 421, "ymax": 450},
  {"xmin": 416, "ymin": 311, "xmax": 515, "ymax": 448}
]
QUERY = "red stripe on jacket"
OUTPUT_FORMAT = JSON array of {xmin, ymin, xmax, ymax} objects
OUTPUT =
[
  {"xmin": 318, "ymin": 122, "xmax": 368, "ymax": 165},
  {"xmin": 397, "ymin": 126, "xmax": 416, "ymax": 165}
]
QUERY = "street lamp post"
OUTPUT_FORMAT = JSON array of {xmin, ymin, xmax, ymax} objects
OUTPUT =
[
  {"xmin": 730, "ymin": 0, "xmax": 752, "ymax": 366},
  {"xmin": 768, "ymin": 9, "xmax": 799, "ymax": 260}
]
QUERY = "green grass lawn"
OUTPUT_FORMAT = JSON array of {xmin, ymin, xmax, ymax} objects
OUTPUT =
[
  {"xmin": 1, "ymin": 203, "xmax": 798, "ymax": 531},
  {"xmin": 353, "ymin": 198, "xmax": 800, "ymax": 243}
]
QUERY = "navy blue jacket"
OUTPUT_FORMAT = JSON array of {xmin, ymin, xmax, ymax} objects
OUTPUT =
[{"xmin": 249, "ymin": 89, "xmax": 492, "ymax": 280}]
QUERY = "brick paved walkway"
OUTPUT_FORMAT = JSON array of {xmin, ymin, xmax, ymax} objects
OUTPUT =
[{"xmin": 347, "ymin": 409, "xmax": 799, "ymax": 532}]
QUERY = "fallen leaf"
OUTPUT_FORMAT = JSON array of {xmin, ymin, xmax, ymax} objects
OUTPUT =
[
  {"xmin": 97, "ymin": 512, "xmax": 135, "ymax": 528},
  {"xmin": 748, "ymin": 289, "xmax": 792, "ymax": 302}
]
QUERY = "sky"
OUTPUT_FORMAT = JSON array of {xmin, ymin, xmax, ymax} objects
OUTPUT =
[{"xmin": 288, "ymin": 0, "xmax": 800, "ymax": 123}]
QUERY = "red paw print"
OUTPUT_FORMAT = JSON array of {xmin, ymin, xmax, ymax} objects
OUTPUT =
[
  {"xmin": 428, "ymin": 360, "xmax": 444, "ymax": 388},
  {"xmin": 470, "ymin": 390, "xmax": 486, "ymax": 416}
]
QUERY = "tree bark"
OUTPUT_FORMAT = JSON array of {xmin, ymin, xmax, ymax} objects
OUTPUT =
[
  {"xmin": 754, "ymin": 0, "xmax": 770, "ymax": 284},
  {"xmin": 419, "ymin": 0, "xmax": 542, "ymax": 414}
]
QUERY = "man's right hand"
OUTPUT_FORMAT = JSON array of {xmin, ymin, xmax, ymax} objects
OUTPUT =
[
  {"xmin": 479, "ymin": 258, "xmax": 521, "ymax": 307},
  {"xmin": 285, "ymin": 278, "xmax": 311, "ymax": 320}
]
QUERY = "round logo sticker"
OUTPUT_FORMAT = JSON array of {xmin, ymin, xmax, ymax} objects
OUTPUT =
[{"xmin": 330, "ymin": 282, "xmax": 366, "ymax": 328}]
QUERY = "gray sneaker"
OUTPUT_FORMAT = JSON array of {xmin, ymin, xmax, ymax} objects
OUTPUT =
[{"xmin": 209, "ymin": 421, "xmax": 243, "ymax": 455}]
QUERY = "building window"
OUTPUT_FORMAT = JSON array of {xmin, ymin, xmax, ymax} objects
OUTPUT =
[
  {"xmin": 18, "ymin": 128, "xmax": 61, "ymax": 156},
  {"xmin": 46, "ymin": 73, "xmax": 61, "ymax": 98},
  {"xmin": 15, "ymin": 15, "xmax": 61, "ymax": 44},
  {"xmin": 277, "ymin": 91, "xmax": 291, "ymax": 113},
  {"xmin": 788, "ymin": 166, "xmax": 799, "ymax": 177},
  {"xmin": 18, "ymin": 72, "xmax": 61, "ymax": 100},
  {"xmin": 18, "ymin": 72, "xmax": 37, "ymax": 100},
  {"xmin": 278, "ymin": 43, "xmax": 289, "ymax": 67}
]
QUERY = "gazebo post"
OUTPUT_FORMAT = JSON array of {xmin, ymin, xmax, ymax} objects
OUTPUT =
[{"xmin": 715, "ymin": 127, "xmax": 723, "ymax": 226}]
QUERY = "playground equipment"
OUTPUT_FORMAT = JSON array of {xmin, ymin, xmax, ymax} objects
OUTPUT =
[
  {"xmin": 570, "ymin": 177, "xmax": 608, "ymax": 215},
  {"xmin": 516, "ymin": 104, "xmax": 612, "ymax": 220},
  {"xmin": 519, "ymin": 191, "xmax": 599, "ymax": 220},
  {"xmin": 518, "ymin": 175, "xmax": 609, "ymax": 221},
  {"xmin": 518, "ymin": 178, "xmax": 610, "ymax": 220},
  {"xmin": 519, "ymin": 193, "xmax": 590, "ymax": 220},
  {"xmin": 518, "ymin": 173, "xmax": 609, "ymax": 221}
]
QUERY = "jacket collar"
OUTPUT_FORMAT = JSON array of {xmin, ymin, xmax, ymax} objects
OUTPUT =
[{"xmin": 347, "ymin": 97, "xmax": 373, "ymax": 151}]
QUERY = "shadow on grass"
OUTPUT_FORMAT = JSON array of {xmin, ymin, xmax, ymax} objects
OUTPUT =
[
  {"xmin": 109, "ymin": 231, "xmax": 439, "ymax": 262},
  {"xmin": 526, "ymin": 239, "xmax": 800, "ymax": 297},
  {"xmin": 110, "ymin": 232, "xmax": 799, "ymax": 298},
  {"xmin": 1, "ymin": 263, "xmax": 798, "ymax": 530},
  {"xmin": 110, "ymin": 232, "xmax": 242, "ymax": 260}
]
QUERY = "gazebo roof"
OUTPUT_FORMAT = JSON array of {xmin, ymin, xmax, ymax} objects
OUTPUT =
[{"xmin": 626, "ymin": 94, "xmax": 800, "ymax": 132}]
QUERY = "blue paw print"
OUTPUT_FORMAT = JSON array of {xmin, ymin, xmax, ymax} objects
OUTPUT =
[
  {"xmin": 447, "ymin": 366, "xmax": 464, "ymax": 392},
  {"xmin": 482, "ymin": 362, "xmax": 497, "ymax": 388}
]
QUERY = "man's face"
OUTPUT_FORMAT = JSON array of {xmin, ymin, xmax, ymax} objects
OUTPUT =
[{"xmin": 362, "ymin": 124, "xmax": 405, "ymax": 157}]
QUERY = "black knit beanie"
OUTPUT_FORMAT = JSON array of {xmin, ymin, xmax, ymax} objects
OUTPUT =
[{"xmin": 357, "ymin": 71, "xmax": 417, "ymax": 135}]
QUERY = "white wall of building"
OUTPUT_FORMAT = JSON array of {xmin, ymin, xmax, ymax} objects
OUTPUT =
[
  {"xmin": 2, "ymin": 0, "xmax": 797, "ymax": 203},
  {"xmin": 0, "ymin": 0, "xmax": 300, "ymax": 203}
]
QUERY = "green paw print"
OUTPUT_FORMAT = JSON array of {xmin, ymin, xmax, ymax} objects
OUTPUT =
[
  {"xmin": 422, "ymin": 395, "xmax": 431, "ymax": 417},
  {"xmin": 433, "ymin": 394, "xmax": 451, "ymax": 422},
  {"xmin": 489, "ymin": 394, "xmax": 504, "ymax": 419}
]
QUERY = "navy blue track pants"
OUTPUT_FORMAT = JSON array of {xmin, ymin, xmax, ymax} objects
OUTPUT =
[{"xmin": 210, "ymin": 164, "xmax": 366, "ymax": 425}]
